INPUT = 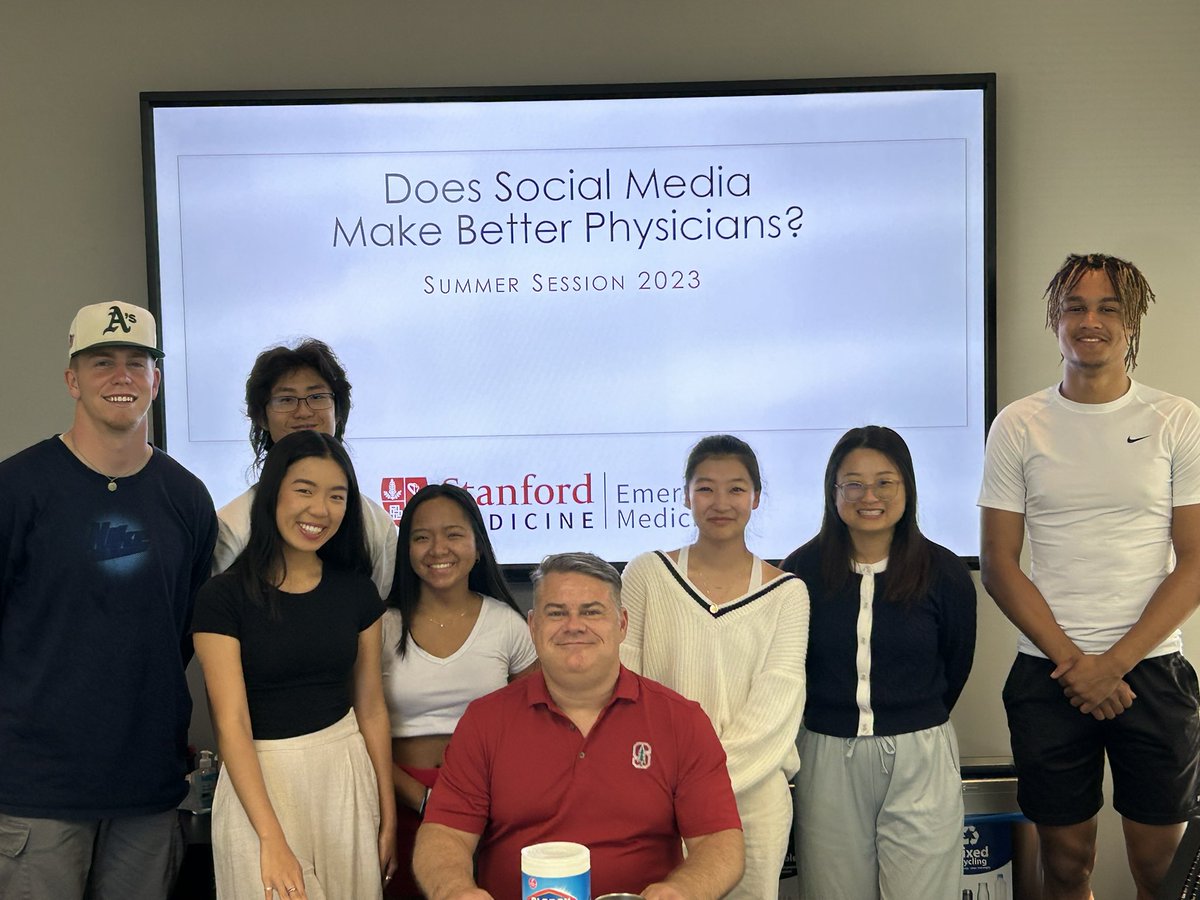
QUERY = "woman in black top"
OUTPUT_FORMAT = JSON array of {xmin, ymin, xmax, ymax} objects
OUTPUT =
[
  {"xmin": 781, "ymin": 425, "xmax": 975, "ymax": 900},
  {"xmin": 194, "ymin": 431, "xmax": 396, "ymax": 899}
]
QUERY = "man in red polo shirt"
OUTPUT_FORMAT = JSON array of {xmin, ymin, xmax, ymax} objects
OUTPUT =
[{"xmin": 414, "ymin": 551, "xmax": 744, "ymax": 900}]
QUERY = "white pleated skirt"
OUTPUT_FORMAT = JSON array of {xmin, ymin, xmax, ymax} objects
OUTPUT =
[{"xmin": 212, "ymin": 710, "xmax": 382, "ymax": 900}]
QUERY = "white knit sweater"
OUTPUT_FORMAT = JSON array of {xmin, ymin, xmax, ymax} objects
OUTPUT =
[{"xmin": 620, "ymin": 549, "xmax": 809, "ymax": 795}]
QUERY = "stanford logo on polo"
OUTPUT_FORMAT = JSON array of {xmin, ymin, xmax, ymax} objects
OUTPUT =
[
  {"xmin": 102, "ymin": 305, "xmax": 136, "ymax": 335},
  {"xmin": 632, "ymin": 741, "xmax": 652, "ymax": 769},
  {"xmin": 381, "ymin": 477, "xmax": 428, "ymax": 522}
]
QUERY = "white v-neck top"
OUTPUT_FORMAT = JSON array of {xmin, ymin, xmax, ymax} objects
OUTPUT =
[{"xmin": 381, "ymin": 596, "xmax": 536, "ymax": 737}]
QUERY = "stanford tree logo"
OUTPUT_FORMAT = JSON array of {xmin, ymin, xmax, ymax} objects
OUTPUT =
[{"xmin": 631, "ymin": 741, "xmax": 652, "ymax": 769}]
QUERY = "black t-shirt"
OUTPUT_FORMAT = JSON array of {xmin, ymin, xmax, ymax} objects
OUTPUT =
[
  {"xmin": 193, "ymin": 567, "xmax": 383, "ymax": 739},
  {"xmin": 0, "ymin": 437, "xmax": 217, "ymax": 818}
]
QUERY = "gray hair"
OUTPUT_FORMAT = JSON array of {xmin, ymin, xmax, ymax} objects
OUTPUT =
[{"xmin": 530, "ymin": 552, "xmax": 622, "ymax": 607}]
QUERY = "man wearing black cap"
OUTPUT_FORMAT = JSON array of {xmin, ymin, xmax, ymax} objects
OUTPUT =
[{"xmin": 0, "ymin": 302, "xmax": 218, "ymax": 898}]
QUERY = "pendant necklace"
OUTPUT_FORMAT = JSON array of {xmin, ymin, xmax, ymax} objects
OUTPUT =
[
  {"xmin": 424, "ymin": 608, "xmax": 469, "ymax": 629},
  {"xmin": 64, "ymin": 434, "xmax": 146, "ymax": 492}
]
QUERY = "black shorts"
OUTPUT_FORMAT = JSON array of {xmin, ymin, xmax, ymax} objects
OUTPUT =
[{"xmin": 1002, "ymin": 651, "xmax": 1200, "ymax": 826}]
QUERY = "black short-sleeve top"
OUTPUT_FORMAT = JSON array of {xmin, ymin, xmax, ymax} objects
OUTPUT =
[{"xmin": 193, "ymin": 567, "xmax": 383, "ymax": 739}]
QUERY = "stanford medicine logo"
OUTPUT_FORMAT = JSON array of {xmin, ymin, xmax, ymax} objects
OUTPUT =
[
  {"xmin": 377, "ymin": 472, "xmax": 595, "ymax": 531},
  {"xmin": 381, "ymin": 477, "xmax": 427, "ymax": 522}
]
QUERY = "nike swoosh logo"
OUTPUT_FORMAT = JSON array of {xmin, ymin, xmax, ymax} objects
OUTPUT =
[{"xmin": 1127, "ymin": 435, "xmax": 1151, "ymax": 443}]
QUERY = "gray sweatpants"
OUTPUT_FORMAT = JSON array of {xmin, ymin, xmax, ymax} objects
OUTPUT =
[{"xmin": 793, "ymin": 722, "xmax": 964, "ymax": 900}]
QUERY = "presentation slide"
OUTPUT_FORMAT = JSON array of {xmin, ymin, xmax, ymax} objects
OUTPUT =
[{"xmin": 146, "ymin": 83, "xmax": 989, "ymax": 565}]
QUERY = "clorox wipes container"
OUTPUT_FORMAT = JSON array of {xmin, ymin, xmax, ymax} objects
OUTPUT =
[{"xmin": 521, "ymin": 841, "xmax": 591, "ymax": 900}]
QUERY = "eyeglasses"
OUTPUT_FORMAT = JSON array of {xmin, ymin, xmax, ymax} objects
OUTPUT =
[
  {"xmin": 835, "ymin": 479, "xmax": 900, "ymax": 502},
  {"xmin": 266, "ymin": 392, "xmax": 335, "ymax": 413}
]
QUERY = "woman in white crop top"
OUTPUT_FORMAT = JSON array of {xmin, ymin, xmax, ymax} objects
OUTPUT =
[
  {"xmin": 381, "ymin": 483, "xmax": 536, "ymax": 897},
  {"xmin": 620, "ymin": 435, "xmax": 809, "ymax": 900}
]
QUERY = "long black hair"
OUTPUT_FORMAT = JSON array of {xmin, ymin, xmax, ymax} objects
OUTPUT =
[
  {"xmin": 814, "ymin": 425, "xmax": 932, "ymax": 604},
  {"xmin": 386, "ymin": 482, "xmax": 519, "ymax": 657},
  {"xmin": 230, "ymin": 430, "xmax": 370, "ymax": 618}
]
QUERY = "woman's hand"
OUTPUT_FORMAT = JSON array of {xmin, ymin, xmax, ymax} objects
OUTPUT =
[
  {"xmin": 194, "ymin": 633, "xmax": 305, "ymax": 900},
  {"xmin": 259, "ymin": 834, "xmax": 308, "ymax": 900},
  {"xmin": 393, "ymin": 763, "xmax": 428, "ymax": 813},
  {"xmin": 379, "ymin": 820, "xmax": 399, "ymax": 886}
]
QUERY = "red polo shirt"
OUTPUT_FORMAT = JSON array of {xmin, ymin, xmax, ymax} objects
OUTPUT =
[{"xmin": 424, "ymin": 665, "xmax": 741, "ymax": 900}]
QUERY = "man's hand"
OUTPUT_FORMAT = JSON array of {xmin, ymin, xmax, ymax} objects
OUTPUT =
[
  {"xmin": 413, "ymin": 822, "xmax": 489, "ymax": 900},
  {"xmin": 1083, "ymin": 680, "xmax": 1137, "ymax": 720},
  {"xmin": 1050, "ymin": 654, "xmax": 1134, "ymax": 715},
  {"xmin": 643, "ymin": 828, "xmax": 743, "ymax": 900},
  {"xmin": 643, "ymin": 883, "xmax": 690, "ymax": 900}
]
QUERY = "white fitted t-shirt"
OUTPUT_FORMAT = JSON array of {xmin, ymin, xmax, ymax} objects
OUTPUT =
[
  {"xmin": 381, "ymin": 595, "xmax": 537, "ymax": 737},
  {"xmin": 979, "ymin": 381, "xmax": 1200, "ymax": 657}
]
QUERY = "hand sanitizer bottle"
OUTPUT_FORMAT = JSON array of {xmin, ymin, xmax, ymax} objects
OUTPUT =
[{"xmin": 195, "ymin": 750, "xmax": 218, "ymax": 812}]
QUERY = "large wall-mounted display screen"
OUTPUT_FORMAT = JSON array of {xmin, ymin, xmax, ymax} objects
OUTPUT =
[{"xmin": 142, "ymin": 74, "xmax": 995, "ymax": 566}]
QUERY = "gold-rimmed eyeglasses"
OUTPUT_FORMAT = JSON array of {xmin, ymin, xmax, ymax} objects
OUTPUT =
[{"xmin": 835, "ymin": 479, "xmax": 900, "ymax": 502}]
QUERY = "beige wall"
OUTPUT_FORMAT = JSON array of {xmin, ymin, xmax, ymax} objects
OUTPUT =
[{"xmin": 4, "ymin": 1, "xmax": 1198, "ymax": 895}]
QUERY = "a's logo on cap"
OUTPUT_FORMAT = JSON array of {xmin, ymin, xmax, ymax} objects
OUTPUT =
[
  {"xmin": 102, "ymin": 305, "xmax": 136, "ymax": 335},
  {"xmin": 381, "ymin": 477, "xmax": 428, "ymax": 522},
  {"xmin": 632, "ymin": 741, "xmax": 652, "ymax": 769}
]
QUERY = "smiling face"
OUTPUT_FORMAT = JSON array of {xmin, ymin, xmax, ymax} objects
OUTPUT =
[
  {"xmin": 529, "ymin": 571, "xmax": 627, "ymax": 683},
  {"xmin": 66, "ymin": 347, "xmax": 160, "ymax": 435},
  {"xmin": 408, "ymin": 495, "xmax": 478, "ymax": 597},
  {"xmin": 261, "ymin": 366, "xmax": 338, "ymax": 445},
  {"xmin": 1055, "ymin": 269, "xmax": 1130, "ymax": 375},
  {"xmin": 274, "ymin": 455, "xmax": 348, "ymax": 560},
  {"xmin": 684, "ymin": 455, "xmax": 760, "ymax": 541},
  {"xmin": 834, "ymin": 447, "xmax": 907, "ymax": 547}
]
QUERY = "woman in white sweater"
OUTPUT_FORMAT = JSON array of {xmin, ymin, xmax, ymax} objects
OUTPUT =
[{"xmin": 621, "ymin": 434, "xmax": 809, "ymax": 900}]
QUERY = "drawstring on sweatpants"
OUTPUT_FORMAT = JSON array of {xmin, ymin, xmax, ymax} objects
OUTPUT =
[
  {"xmin": 880, "ymin": 735, "xmax": 897, "ymax": 775},
  {"xmin": 841, "ymin": 735, "xmax": 898, "ymax": 775}
]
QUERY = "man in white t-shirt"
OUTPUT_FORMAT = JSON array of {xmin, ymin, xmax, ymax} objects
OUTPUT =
[{"xmin": 980, "ymin": 253, "xmax": 1200, "ymax": 900}]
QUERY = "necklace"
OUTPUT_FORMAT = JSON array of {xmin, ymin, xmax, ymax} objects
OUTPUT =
[
  {"xmin": 63, "ymin": 434, "xmax": 148, "ymax": 492},
  {"xmin": 423, "ymin": 608, "xmax": 469, "ymax": 629}
]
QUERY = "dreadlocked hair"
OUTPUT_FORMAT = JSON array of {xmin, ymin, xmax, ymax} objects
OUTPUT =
[{"xmin": 1043, "ymin": 253, "xmax": 1156, "ymax": 370}]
